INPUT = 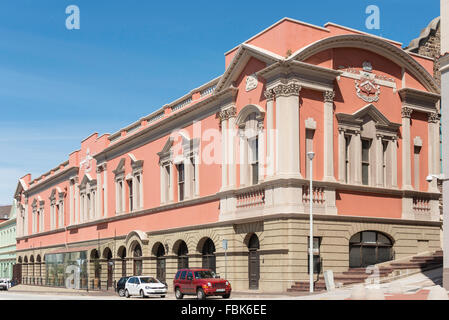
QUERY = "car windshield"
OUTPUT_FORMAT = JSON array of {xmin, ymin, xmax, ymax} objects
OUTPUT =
[
  {"xmin": 139, "ymin": 277, "xmax": 159, "ymax": 284},
  {"xmin": 194, "ymin": 270, "xmax": 216, "ymax": 279}
]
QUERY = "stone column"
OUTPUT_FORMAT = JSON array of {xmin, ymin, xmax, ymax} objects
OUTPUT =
[
  {"xmin": 323, "ymin": 91, "xmax": 336, "ymax": 181},
  {"xmin": 428, "ymin": 112, "xmax": 441, "ymax": 192},
  {"xmin": 401, "ymin": 107, "xmax": 413, "ymax": 190},
  {"xmin": 74, "ymin": 178, "xmax": 80, "ymax": 224},
  {"xmin": 103, "ymin": 165, "xmax": 108, "ymax": 218},
  {"xmin": 273, "ymin": 82, "xmax": 302, "ymax": 177},
  {"xmin": 218, "ymin": 110, "xmax": 229, "ymax": 190},
  {"xmin": 227, "ymin": 107, "xmax": 237, "ymax": 188},
  {"xmin": 264, "ymin": 89, "xmax": 275, "ymax": 177},
  {"xmin": 338, "ymin": 128, "xmax": 346, "ymax": 182},
  {"xmin": 69, "ymin": 181, "xmax": 74, "ymax": 225},
  {"xmin": 239, "ymin": 129, "xmax": 248, "ymax": 186},
  {"xmin": 375, "ymin": 134, "xmax": 384, "ymax": 187},
  {"xmin": 390, "ymin": 137, "xmax": 398, "ymax": 188},
  {"xmin": 184, "ymin": 157, "xmax": 192, "ymax": 200},
  {"xmin": 96, "ymin": 167, "xmax": 102, "ymax": 219},
  {"xmin": 353, "ymin": 131, "xmax": 362, "ymax": 185}
]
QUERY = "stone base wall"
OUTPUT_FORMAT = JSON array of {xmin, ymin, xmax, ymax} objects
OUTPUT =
[{"xmin": 15, "ymin": 216, "xmax": 441, "ymax": 293}]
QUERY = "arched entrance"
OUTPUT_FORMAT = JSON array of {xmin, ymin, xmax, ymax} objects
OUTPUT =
[
  {"xmin": 132, "ymin": 243, "xmax": 142, "ymax": 276},
  {"xmin": 176, "ymin": 241, "xmax": 189, "ymax": 269},
  {"xmin": 117, "ymin": 246, "xmax": 127, "ymax": 277},
  {"xmin": 90, "ymin": 249, "xmax": 101, "ymax": 288},
  {"xmin": 247, "ymin": 234, "xmax": 260, "ymax": 290},
  {"xmin": 30, "ymin": 255, "xmax": 35, "ymax": 285},
  {"xmin": 201, "ymin": 238, "xmax": 216, "ymax": 272},
  {"xmin": 36, "ymin": 255, "xmax": 42, "ymax": 285},
  {"xmin": 349, "ymin": 231, "xmax": 394, "ymax": 268},
  {"xmin": 154, "ymin": 243, "xmax": 166, "ymax": 283},
  {"xmin": 103, "ymin": 248, "xmax": 113, "ymax": 289}
]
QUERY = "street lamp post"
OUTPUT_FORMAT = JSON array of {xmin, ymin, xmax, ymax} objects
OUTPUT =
[{"xmin": 307, "ymin": 151, "xmax": 315, "ymax": 293}]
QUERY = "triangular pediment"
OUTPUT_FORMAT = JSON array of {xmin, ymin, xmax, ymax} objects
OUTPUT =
[
  {"xmin": 216, "ymin": 44, "xmax": 283, "ymax": 93},
  {"xmin": 336, "ymin": 104, "xmax": 401, "ymax": 131},
  {"xmin": 113, "ymin": 158, "xmax": 126, "ymax": 175}
]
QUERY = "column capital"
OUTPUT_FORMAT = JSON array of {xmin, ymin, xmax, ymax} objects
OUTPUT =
[
  {"xmin": 216, "ymin": 106, "xmax": 237, "ymax": 122},
  {"xmin": 273, "ymin": 82, "xmax": 302, "ymax": 98},
  {"xmin": 428, "ymin": 112, "xmax": 441, "ymax": 123},
  {"xmin": 401, "ymin": 107, "xmax": 413, "ymax": 119},
  {"xmin": 323, "ymin": 90, "xmax": 335, "ymax": 103},
  {"xmin": 264, "ymin": 88, "xmax": 275, "ymax": 101}
]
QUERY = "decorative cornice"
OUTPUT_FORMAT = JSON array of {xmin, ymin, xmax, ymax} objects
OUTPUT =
[
  {"xmin": 401, "ymin": 107, "xmax": 414, "ymax": 119},
  {"xmin": 273, "ymin": 82, "xmax": 302, "ymax": 98},
  {"xmin": 323, "ymin": 90, "xmax": 335, "ymax": 103}
]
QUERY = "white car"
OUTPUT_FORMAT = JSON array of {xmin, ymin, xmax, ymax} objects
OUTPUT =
[
  {"xmin": 0, "ymin": 279, "xmax": 11, "ymax": 291},
  {"xmin": 125, "ymin": 276, "xmax": 167, "ymax": 298}
]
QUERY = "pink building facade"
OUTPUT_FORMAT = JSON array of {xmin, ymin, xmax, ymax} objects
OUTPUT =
[{"xmin": 13, "ymin": 18, "xmax": 441, "ymax": 292}]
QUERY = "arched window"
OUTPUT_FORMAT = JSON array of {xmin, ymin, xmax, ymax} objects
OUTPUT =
[
  {"xmin": 117, "ymin": 246, "xmax": 127, "ymax": 277},
  {"xmin": 201, "ymin": 238, "xmax": 216, "ymax": 272},
  {"xmin": 177, "ymin": 241, "xmax": 189, "ymax": 270},
  {"xmin": 247, "ymin": 234, "xmax": 260, "ymax": 290},
  {"xmin": 155, "ymin": 243, "xmax": 166, "ymax": 283},
  {"xmin": 349, "ymin": 231, "xmax": 393, "ymax": 268},
  {"xmin": 133, "ymin": 244, "xmax": 142, "ymax": 276}
]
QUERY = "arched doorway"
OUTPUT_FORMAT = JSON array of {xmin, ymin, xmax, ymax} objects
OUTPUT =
[
  {"xmin": 132, "ymin": 243, "xmax": 142, "ymax": 276},
  {"xmin": 90, "ymin": 249, "xmax": 101, "ymax": 288},
  {"xmin": 154, "ymin": 243, "xmax": 166, "ymax": 283},
  {"xmin": 117, "ymin": 246, "xmax": 127, "ymax": 277},
  {"xmin": 349, "ymin": 231, "xmax": 394, "ymax": 268},
  {"xmin": 201, "ymin": 238, "xmax": 216, "ymax": 272},
  {"xmin": 176, "ymin": 241, "xmax": 189, "ymax": 270},
  {"xmin": 247, "ymin": 234, "xmax": 260, "ymax": 290},
  {"xmin": 103, "ymin": 248, "xmax": 113, "ymax": 288},
  {"xmin": 30, "ymin": 255, "xmax": 35, "ymax": 285}
]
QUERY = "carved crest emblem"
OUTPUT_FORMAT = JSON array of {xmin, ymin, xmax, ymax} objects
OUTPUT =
[
  {"xmin": 246, "ymin": 73, "xmax": 258, "ymax": 92},
  {"xmin": 355, "ymin": 62, "xmax": 380, "ymax": 103}
]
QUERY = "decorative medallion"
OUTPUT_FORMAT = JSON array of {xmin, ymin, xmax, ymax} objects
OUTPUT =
[
  {"xmin": 246, "ymin": 73, "xmax": 258, "ymax": 92},
  {"xmin": 355, "ymin": 63, "xmax": 381, "ymax": 103}
]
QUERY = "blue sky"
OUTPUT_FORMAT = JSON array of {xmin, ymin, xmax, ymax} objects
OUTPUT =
[{"xmin": 0, "ymin": 0, "xmax": 440, "ymax": 205}]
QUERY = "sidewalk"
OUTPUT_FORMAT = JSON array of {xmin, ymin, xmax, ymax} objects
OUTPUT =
[{"xmin": 8, "ymin": 284, "xmax": 117, "ymax": 296}]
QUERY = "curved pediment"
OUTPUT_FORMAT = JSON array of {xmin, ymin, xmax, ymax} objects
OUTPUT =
[{"xmin": 288, "ymin": 34, "xmax": 439, "ymax": 94}]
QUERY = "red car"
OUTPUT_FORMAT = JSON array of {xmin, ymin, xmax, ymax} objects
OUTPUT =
[{"xmin": 173, "ymin": 269, "xmax": 231, "ymax": 300}]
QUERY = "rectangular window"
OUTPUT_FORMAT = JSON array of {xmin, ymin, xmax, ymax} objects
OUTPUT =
[
  {"xmin": 362, "ymin": 139, "xmax": 371, "ymax": 185},
  {"xmin": 249, "ymin": 137, "xmax": 259, "ymax": 185},
  {"xmin": 345, "ymin": 135, "xmax": 351, "ymax": 183},
  {"xmin": 127, "ymin": 179, "xmax": 133, "ymax": 212},
  {"xmin": 117, "ymin": 181, "xmax": 123, "ymax": 213},
  {"xmin": 135, "ymin": 175, "xmax": 141, "ymax": 209},
  {"xmin": 177, "ymin": 163, "xmax": 185, "ymax": 201}
]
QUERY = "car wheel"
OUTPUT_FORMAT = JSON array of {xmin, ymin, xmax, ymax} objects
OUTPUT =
[
  {"xmin": 223, "ymin": 293, "xmax": 231, "ymax": 299},
  {"xmin": 175, "ymin": 288, "xmax": 183, "ymax": 300},
  {"xmin": 197, "ymin": 288, "xmax": 206, "ymax": 300},
  {"xmin": 125, "ymin": 289, "xmax": 130, "ymax": 298},
  {"xmin": 118, "ymin": 288, "xmax": 125, "ymax": 297},
  {"xmin": 140, "ymin": 290, "xmax": 145, "ymax": 298}
]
